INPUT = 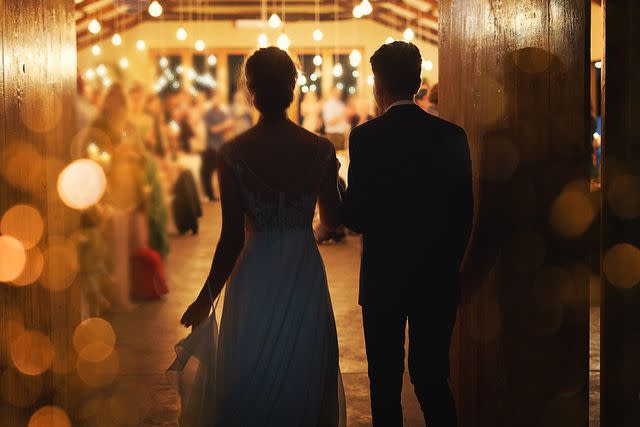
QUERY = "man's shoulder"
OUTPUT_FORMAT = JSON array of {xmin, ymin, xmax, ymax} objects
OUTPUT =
[
  {"xmin": 350, "ymin": 114, "xmax": 387, "ymax": 139},
  {"xmin": 424, "ymin": 113, "xmax": 467, "ymax": 139}
]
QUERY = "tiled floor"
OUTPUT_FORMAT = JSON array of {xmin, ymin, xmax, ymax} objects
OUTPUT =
[{"xmin": 100, "ymin": 202, "xmax": 599, "ymax": 426}]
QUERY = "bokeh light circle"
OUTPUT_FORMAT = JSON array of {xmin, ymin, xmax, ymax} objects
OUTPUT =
[
  {"xmin": 1, "ymin": 205, "xmax": 44, "ymax": 249},
  {"xmin": 74, "ymin": 318, "xmax": 116, "ymax": 363},
  {"xmin": 41, "ymin": 238, "xmax": 78, "ymax": 292},
  {"xmin": 10, "ymin": 330, "xmax": 54, "ymax": 376},
  {"xmin": 28, "ymin": 406, "xmax": 71, "ymax": 427},
  {"xmin": 603, "ymin": 243, "xmax": 640, "ymax": 289},
  {"xmin": 550, "ymin": 187, "xmax": 596, "ymax": 239},
  {"xmin": 11, "ymin": 247, "xmax": 44, "ymax": 287},
  {"xmin": 77, "ymin": 350, "xmax": 119, "ymax": 388},
  {"xmin": 57, "ymin": 159, "xmax": 107, "ymax": 210},
  {"xmin": 607, "ymin": 174, "xmax": 640, "ymax": 219},
  {"xmin": 0, "ymin": 368, "xmax": 44, "ymax": 407},
  {"xmin": 0, "ymin": 235, "xmax": 27, "ymax": 282}
]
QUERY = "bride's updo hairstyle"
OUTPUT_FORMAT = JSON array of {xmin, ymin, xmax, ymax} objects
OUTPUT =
[{"xmin": 244, "ymin": 47, "xmax": 297, "ymax": 117}]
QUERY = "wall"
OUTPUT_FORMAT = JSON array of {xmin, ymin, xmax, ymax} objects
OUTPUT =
[{"xmin": 439, "ymin": 0, "xmax": 590, "ymax": 425}]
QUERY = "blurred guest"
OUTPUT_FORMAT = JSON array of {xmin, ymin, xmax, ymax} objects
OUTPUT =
[
  {"xmin": 189, "ymin": 91, "xmax": 208, "ymax": 154},
  {"xmin": 144, "ymin": 94, "xmax": 170, "ymax": 158},
  {"xmin": 232, "ymin": 91, "xmax": 254, "ymax": 135},
  {"xmin": 76, "ymin": 73, "xmax": 97, "ymax": 133},
  {"xmin": 322, "ymin": 87, "xmax": 347, "ymax": 150},
  {"xmin": 346, "ymin": 94, "xmax": 374, "ymax": 128},
  {"xmin": 129, "ymin": 83, "xmax": 154, "ymax": 151},
  {"xmin": 201, "ymin": 88, "xmax": 234, "ymax": 201},
  {"xmin": 426, "ymin": 83, "xmax": 439, "ymax": 116},
  {"xmin": 300, "ymin": 91, "xmax": 322, "ymax": 133},
  {"xmin": 415, "ymin": 86, "xmax": 430, "ymax": 112}
]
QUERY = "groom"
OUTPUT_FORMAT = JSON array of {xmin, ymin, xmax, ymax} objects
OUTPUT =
[{"xmin": 343, "ymin": 41, "xmax": 473, "ymax": 427}]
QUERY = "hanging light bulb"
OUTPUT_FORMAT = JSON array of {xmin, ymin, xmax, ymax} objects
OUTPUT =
[
  {"xmin": 88, "ymin": 19, "xmax": 101, "ymax": 34},
  {"xmin": 148, "ymin": 1, "xmax": 163, "ymax": 18},
  {"xmin": 349, "ymin": 49, "xmax": 362, "ymax": 67},
  {"xmin": 112, "ymin": 33, "xmax": 122, "ymax": 46},
  {"xmin": 313, "ymin": 55, "xmax": 323, "ymax": 66},
  {"xmin": 91, "ymin": 44, "xmax": 101, "ymax": 56},
  {"xmin": 118, "ymin": 57, "xmax": 129, "ymax": 69},
  {"xmin": 85, "ymin": 69, "xmax": 96, "ymax": 80},
  {"xmin": 310, "ymin": 73, "xmax": 318, "ymax": 82},
  {"xmin": 136, "ymin": 39, "xmax": 146, "ymax": 51},
  {"xmin": 195, "ymin": 39, "xmax": 206, "ymax": 51},
  {"xmin": 367, "ymin": 74, "xmax": 375, "ymax": 86},
  {"xmin": 208, "ymin": 55, "xmax": 217, "ymax": 66},
  {"xmin": 352, "ymin": 70, "xmax": 360, "ymax": 78},
  {"xmin": 297, "ymin": 72, "xmax": 307, "ymax": 86},
  {"xmin": 268, "ymin": 13, "xmax": 282, "ymax": 29},
  {"xmin": 312, "ymin": 29, "xmax": 324, "ymax": 41},
  {"xmin": 422, "ymin": 59, "xmax": 433, "ymax": 71},
  {"xmin": 353, "ymin": 4, "xmax": 364, "ymax": 18},
  {"xmin": 96, "ymin": 64, "xmax": 107, "ymax": 77},
  {"xmin": 385, "ymin": 36, "xmax": 395, "ymax": 44},
  {"xmin": 276, "ymin": 33, "xmax": 291, "ymax": 50},
  {"xmin": 257, "ymin": 33, "xmax": 269, "ymax": 48},
  {"xmin": 403, "ymin": 28, "xmax": 415, "ymax": 41},
  {"xmin": 159, "ymin": 56, "xmax": 169, "ymax": 68},
  {"xmin": 332, "ymin": 62, "xmax": 343, "ymax": 78},
  {"xmin": 310, "ymin": 84, "xmax": 317, "ymax": 92},
  {"xmin": 176, "ymin": 27, "xmax": 188, "ymax": 41},
  {"xmin": 360, "ymin": 0, "xmax": 373, "ymax": 15},
  {"xmin": 336, "ymin": 82, "xmax": 344, "ymax": 90}
]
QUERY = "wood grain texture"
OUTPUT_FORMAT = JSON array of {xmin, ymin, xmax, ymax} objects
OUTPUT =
[
  {"xmin": 0, "ymin": 0, "xmax": 79, "ymax": 423},
  {"xmin": 601, "ymin": 0, "xmax": 640, "ymax": 425},
  {"xmin": 439, "ymin": 1, "xmax": 590, "ymax": 425}
]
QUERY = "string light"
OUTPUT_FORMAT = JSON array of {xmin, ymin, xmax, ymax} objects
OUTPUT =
[
  {"xmin": 422, "ymin": 60, "xmax": 433, "ymax": 71},
  {"xmin": 91, "ymin": 44, "xmax": 101, "ymax": 56},
  {"xmin": 312, "ymin": 29, "xmax": 324, "ymax": 41},
  {"xmin": 385, "ymin": 37, "xmax": 395, "ymax": 44},
  {"xmin": 96, "ymin": 64, "xmax": 107, "ymax": 77},
  {"xmin": 297, "ymin": 73, "xmax": 307, "ymax": 86},
  {"xmin": 159, "ymin": 57, "xmax": 169, "ymax": 68},
  {"xmin": 88, "ymin": 19, "xmax": 101, "ymax": 34},
  {"xmin": 310, "ymin": 84, "xmax": 317, "ymax": 92},
  {"xmin": 403, "ymin": 28, "xmax": 415, "ymax": 41},
  {"xmin": 353, "ymin": 4, "xmax": 364, "ymax": 18},
  {"xmin": 208, "ymin": 55, "xmax": 217, "ymax": 66},
  {"xmin": 257, "ymin": 33, "xmax": 269, "ymax": 48},
  {"xmin": 268, "ymin": 13, "xmax": 282, "ymax": 28},
  {"xmin": 118, "ymin": 57, "xmax": 129, "ymax": 69},
  {"xmin": 313, "ymin": 55, "xmax": 323, "ymax": 66},
  {"xmin": 349, "ymin": 49, "xmax": 362, "ymax": 67},
  {"xmin": 111, "ymin": 33, "xmax": 122, "ymax": 46},
  {"xmin": 276, "ymin": 33, "xmax": 291, "ymax": 50},
  {"xmin": 136, "ymin": 39, "xmax": 146, "ymax": 51},
  {"xmin": 367, "ymin": 74, "xmax": 375, "ymax": 86},
  {"xmin": 195, "ymin": 40, "xmax": 206, "ymax": 51},
  {"xmin": 360, "ymin": 0, "xmax": 373, "ymax": 15},
  {"xmin": 332, "ymin": 63, "xmax": 343, "ymax": 77},
  {"xmin": 84, "ymin": 69, "xmax": 96, "ymax": 80},
  {"xmin": 148, "ymin": 1, "xmax": 163, "ymax": 18},
  {"xmin": 176, "ymin": 27, "xmax": 188, "ymax": 41}
]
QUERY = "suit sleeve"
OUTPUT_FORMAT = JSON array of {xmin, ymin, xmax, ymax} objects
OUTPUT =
[{"xmin": 342, "ymin": 129, "xmax": 367, "ymax": 234}]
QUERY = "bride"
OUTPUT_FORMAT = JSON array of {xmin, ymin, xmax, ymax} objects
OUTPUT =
[{"xmin": 170, "ymin": 47, "xmax": 346, "ymax": 426}]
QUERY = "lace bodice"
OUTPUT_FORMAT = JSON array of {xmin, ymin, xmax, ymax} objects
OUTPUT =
[{"xmin": 222, "ymin": 143, "xmax": 334, "ymax": 232}]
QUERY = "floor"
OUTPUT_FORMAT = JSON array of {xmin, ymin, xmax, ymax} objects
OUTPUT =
[{"xmin": 94, "ymin": 202, "xmax": 599, "ymax": 427}]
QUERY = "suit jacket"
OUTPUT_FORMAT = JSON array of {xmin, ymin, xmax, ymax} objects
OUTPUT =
[{"xmin": 343, "ymin": 103, "xmax": 473, "ymax": 309}]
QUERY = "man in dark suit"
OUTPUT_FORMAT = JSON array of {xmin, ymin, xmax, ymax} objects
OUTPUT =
[{"xmin": 343, "ymin": 41, "xmax": 473, "ymax": 427}]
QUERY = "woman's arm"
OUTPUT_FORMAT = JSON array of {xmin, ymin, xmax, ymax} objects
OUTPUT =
[
  {"xmin": 318, "ymin": 139, "xmax": 342, "ymax": 230},
  {"xmin": 180, "ymin": 148, "xmax": 245, "ymax": 328}
]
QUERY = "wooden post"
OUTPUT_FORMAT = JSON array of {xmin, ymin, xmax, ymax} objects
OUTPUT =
[
  {"xmin": 439, "ymin": 1, "xmax": 591, "ymax": 425},
  {"xmin": 600, "ymin": 1, "xmax": 640, "ymax": 425}
]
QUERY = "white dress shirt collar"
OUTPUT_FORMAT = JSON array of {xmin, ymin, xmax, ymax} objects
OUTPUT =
[{"xmin": 385, "ymin": 99, "xmax": 415, "ymax": 112}]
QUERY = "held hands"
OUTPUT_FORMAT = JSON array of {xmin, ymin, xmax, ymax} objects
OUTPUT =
[{"xmin": 180, "ymin": 293, "xmax": 212, "ymax": 328}]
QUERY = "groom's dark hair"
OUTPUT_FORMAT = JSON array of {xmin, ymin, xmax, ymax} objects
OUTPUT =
[{"xmin": 370, "ymin": 41, "xmax": 422, "ymax": 98}]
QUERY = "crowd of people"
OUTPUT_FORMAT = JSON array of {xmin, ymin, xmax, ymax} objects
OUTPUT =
[{"xmin": 73, "ymin": 72, "xmax": 439, "ymax": 316}]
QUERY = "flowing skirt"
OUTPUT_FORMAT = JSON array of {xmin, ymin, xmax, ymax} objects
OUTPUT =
[{"xmin": 169, "ymin": 229, "xmax": 346, "ymax": 426}]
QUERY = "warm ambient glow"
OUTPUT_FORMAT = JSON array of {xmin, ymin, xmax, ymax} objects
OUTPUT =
[
  {"xmin": 28, "ymin": 406, "xmax": 71, "ymax": 427},
  {"xmin": 257, "ymin": 33, "xmax": 269, "ymax": 48},
  {"xmin": 88, "ymin": 19, "xmax": 101, "ymax": 34},
  {"xmin": 57, "ymin": 159, "xmax": 107, "ymax": 210},
  {"xmin": 195, "ymin": 39, "xmax": 206, "ymax": 51},
  {"xmin": 403, "ymin": 28, "xmax": 415, "ymax": 41},
  {"xmin": 91, "ymin": 44, "xmax": 101, "ymax": 56},
  {"xmin": 349, "ymin": 49, "xmax": 362, "ymax": 67},
  {"xmin": 276, "ymin": 33, "xmax": 291, "ymax": 50},
  {"xmin": 353, "ymin": 4, "xmax": 364, "ymax": 18},
  {"xmin": 176, "ymin": 27, "xmax": 188, "ymax": 41},
  {"xmin": 208, "ymin": 55, "xmax": 217, "ymax": 66},
  {"xmin": 353, "ymin": 0, "xmax": 373, "ymax": 18},
  {"xmin": 422, "ymin": 59, "xmax": 433, "ymax": 71},
  {"xmin": 268, "ymin": 13, "xmax": 282, "ymax": 29},
  {"xmin": 333, "ymin": 62, "xmax": 343, "ymax": 77},
  {"xmin": 0, "ymin": 235, "xmax": 26, "ymax": 282},
  {"xmin": 386, "ymin": 36, "xmax": 394, "ymax": 44},
  {"xmin": 148, "ymin": 0, "xmax": 163, "ymax": 18},
  {"xmin": 312, "ymin": 28, "xmax": 323, "ymax": 41},
  {"xmin": 96, "ymin": 64, "xmax": 107, "ymax": 77},
  {"xmin": 136, "ymin": 39, "xmax": 146, "ymax": 51},
  {"xmin": 595, "ymin": 61, "xmax": 602, "ymax": 69},
  {"xmin": 119, "ymin": 57, "xmax": 129, "ymax": 69},
  {"xmin": 1, "ymin": 205, "xmax": 43, "ymax": 250},
  {"xmin": 112, "ymin": 33, "xmax": 122, "ymax": 46},
  {"xmin": 313, "ymin": 55, "xmax": 322, "ymax": 66}
]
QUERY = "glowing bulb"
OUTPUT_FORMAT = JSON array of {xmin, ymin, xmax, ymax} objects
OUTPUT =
[
  {"xmin": 352, "ymin": 70, "xmax": 360, "ymax": 78},
  {"xmin": 297, "ymin": 73, "xmax": 307, "ymax": 86},
  {"xmin": 403, "ymin": 28, "xmax": 415, "ymax": 41},
  {"xmin": 367, "ymin": 74, "xmax": 374, "ymax": 86},
  {"xmin": 385, "ymin": 37, "xmax": 395, "ymax": 44},
  {"xmin": 176, "ymin": 65, "xmax": 184, "ymax": 74},
  {"xmin": 159, "ymin": 57, "xmax": 169, "ymax": 68},
  {"xmin": 176, "ymin": 27, "xmax": 188, "ymax": 41},
  {"xmin": 88, "ymin": 19, "xmax": 101, "ymax": 34},
  {"xmin": 332, "ymin": 63, "xmax": 343, "ymax": 78},
  {"xmin": 360, "ymin": 0, "xmax": 373, "ymax": 15},
  {"xmin": 187, "ymin": 68, "xmax": 197, "ymax": 80},
  {"xmin": 313, "ymin": 55, "xmax": 323, "ymax": 66},
  {"xmin": 57, "ymin": 159, "xmax": 107, "ymax": 210},
  {"xmin": 310, "ymin": 84, "xmax": 317, "ymax": 92},
  {"xmin": 336, "ymin": 82, "xmax": 344, "ymax": 90},
  {"xmin": 148, "ymin": 1, "xmax": 163, "ymax": 18},
  {"xmin": 118, "ymin": 57, "xmax": 129, "ymax": 69},
  {"xmin": 353, "ymin": 4, "xmax": 364, "ymax": 18},
  {"xmin": 276, "ymin": 33, "xmax": 290, "ymax": 50},
  {"xmin": 111, "ymin": 33, "xmax": 122, "ymax": 46},
  {"xmin": 422, "ymin": 59, "xmax": 433, "ymax": 71},
  {"xmin": 301, "ymin": 86, "xmax": 309, "ymax": 94},
  {"xmin": 312, "ymin": 29, "xmax": 324, "ymax": 41},
  {"xmin": 207, "ymin": 55, "xmax": 217, "ymax": 66},
  {"xmin": 257, "ymin": 33, "xmax": 269, "ymax": 48},
  {"xmin": 268, "ymin": 13, "xmax": 282, "ymax": 29},
  {"xmin": 96, "ymin": 64, "xmax": 107, "ymax": 77},
  {"xmin": 172, "ymin": 81, "xmax": 180, "ymax": 89},
  {"xmin": 136, "ymin": 39, "xmax": 146, "ymax": 51},
  {"xmin": 310, "ymin": 73, "xmax": 318, "ymax": 81},
  {"xmin": 348, "ymin": 86, "xmax": 356, "ymax": 94},
  {"xmin": 91, "ymin": 44, "xmax": 101, "ymax": 56},
  {"xmin": 195, "ymin": 39, "xmax": 205, "ymax": 51},
  {"xmin": 595, "ymin": 61, "xmax": 602, "ymax": 69},
  {"xmin": 349, "ymin": 49, "xmax": 362, "ymax": 67},
  {"xmin": 85, "ymin": 69, "xmax": 96, "ymax": 80}
]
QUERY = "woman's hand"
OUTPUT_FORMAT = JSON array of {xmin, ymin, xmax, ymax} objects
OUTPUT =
[{"xmin": 180, "ymin": 294, "xmax": 212, "ymax": 328}]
